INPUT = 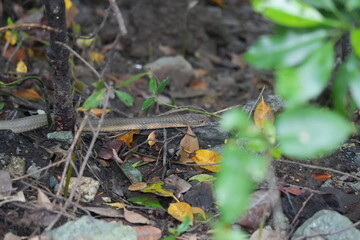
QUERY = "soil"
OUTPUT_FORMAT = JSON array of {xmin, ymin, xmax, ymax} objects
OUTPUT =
[{"xmin": 0, "ymin": 1, "xmax": 359, "ymax": 239}]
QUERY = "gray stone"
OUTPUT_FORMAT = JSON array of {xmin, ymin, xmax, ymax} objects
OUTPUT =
[
  {"xmin": 292, "ymin": 210, "xmax": 360, "ymax": 240},
  {"xmin": 45, "ymin": 215, "xmax": 136, "ymax": 240}
]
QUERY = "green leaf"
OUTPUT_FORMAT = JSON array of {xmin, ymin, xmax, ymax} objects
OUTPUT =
[
  {"xmin": 276, "ymin": 42, "xmax": 334, "ymax": 108},
  {"xmin": 128, "ymin": 196, "xmax": 165, "ymax": 210},
  {"xmin": 149, "ymin": 77, "xmax": 157, "ymax": 95},
  {"xmin": 91, "ymin": 80, "xmax": 105, "ymax": 90},
  {"xmin": 119, "ymin": 162, "xmax": 142, "ymax": 184},
  {"xmin": 215, "ymin": 143, "xmax": 255, "ymax": 224},
  {"xmin": 115, "ymin": 72, "xmax": 148, "ymax": 88},
  {"xmin": 188, "ymin": 174, "xmax": 216, "ymax": 183},
  {"xmin": 252, "ymin": 0, "xmax": 326, "ymax": 28},
  {"xmin": 244, "ymin": 29, "xmax": 329, "ymax": 69},
  {"xmin": 301, "ymin": 0, "xmax": 336, "ymax": 11},
  {"xmin": 276, "ymin": 107, "xmax": 352, "ymax": 160},
  {"xmin": 0, "ymin": 102, "xmax": 4, "ymax": 110},
  {"xmin": 82, "ymin": 89, "xmax": 106, "ymax": 109},
  {"xmin": 7, "ymin": 17, "xmax": 14, "ymax": 25},
  {"xmin": 176, "ymin": 216, "xmax": 191, "ymax": 234},
  {"xmin": 351, "ymin": 29, "xmax": 360, "ymax": 58},
  {"xmin": 333, "ymin": 53, "xmax": 360, "ymax": 112},
  {"xmin": 156, "ymin": 78, "xmax": 169, "ymax": 95},
  {"xmin": 114, "ymin": 90, "xmax": 134, "ymax": 107},
  {"xmin": 345, "ymin": 0, "xmax": 360, "ymax": 10},
  {"xmin": 142, "ymin": 97, "xmax": 155, "ymax": 110},
  {"xmin": 221, "ymin": 109, "xmax": 261, "ymax": 138}
]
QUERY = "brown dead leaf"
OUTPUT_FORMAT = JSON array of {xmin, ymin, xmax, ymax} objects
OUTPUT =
[
  {"xmin": 179, "ymin": 127, "xmax": 199, "ymax": 163},
  {"xmin": 237, "ymin": 189, "xmax": 279, "ymax": 229},
  {"xmin": 147, "ymin": 131, "xmax": 157, "ymax": 147},
  {"xmin": 3, "ymin": 47, "xmax": 26, "ymax": 62},
  {"xmin": 14, "ymin": 88, "xmax": 43, "ymax": 101},
  {"xmin": 191, "ymin": 149, "xmax": 221, "ymax": 172},
  {"xmin": 124, "ymin": 208, "xmax": 150, "ymax": 224},
  {"xmin": 278, "ymin": 186, "xmax": 305, "ymax": 196},
  {"xmin": 116, "ymin": 130, "xmax": 140, "ymax": 148},
  {"xmin": 89, "ymin": 51, "xmax": 105, "ymax": 63},
  {"xmin": 189, "ymin": 78, "xmax": 208, "ymax": 90},
  {"xmin": 311, "ymin": 173, "xmax": 332, "ymax": 182},
  {"xmin": 168, "ymin": 202, "xmax": 193, "ymax": 223},
  {"xmin": 128, "ymin": 182, "xmax": 147, "ymax": 191},
  {"xmin": 254, "ymin": 96, "xmax": 274, "ymax": 129},
  {"xmin": 97, "ymin": 140, "xmax": 124, "ymax": 160},
  {"xmin": 89, "ymin": 108, "xmax": 111, "ymax": 117},
  {"xmin": 250, "ymin": 228, "xmax": 286, "ymax": 240},
  {"xmin": 133, "ymin": 225, "xmax": 162, "ymax": 240},
  {"xmin": 37, "ymin": 189, "xmax": 53, "ymax": 210}
]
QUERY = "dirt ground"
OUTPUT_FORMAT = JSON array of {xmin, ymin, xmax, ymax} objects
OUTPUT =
[{"xmin": 1, "ymin": 0, "xmax": 360, "ymax": 239}]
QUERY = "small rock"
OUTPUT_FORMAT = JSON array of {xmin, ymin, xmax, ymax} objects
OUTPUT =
[{"xmin": 292, "ymin": 209, "xmax": 360, "ymax": 240}]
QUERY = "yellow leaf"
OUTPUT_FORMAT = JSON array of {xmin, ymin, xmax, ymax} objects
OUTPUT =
[
  {"xmin": 103, "ymin": 202, "xmax": 125, "ymax": 209},
  {"xmin": 14, "ymin": 88, "xmax": 43, "ymax": 101},
  {"xmin": 254, "ymin": 96, "xmax": 274, "ymax": 129},
  {"xmin": 89, "ymin": 51, "xmax": 104, "ymax": 63},
  {"xmin": 179, "ymin": 127, "xmax": 199, "ymax": 163},
  {"xmin": 147, "ymin": 131, "xmax": 157, "ymax": 147},
  {"xmin": 116, "ymin": 130, "xmax": 140, "ymax": 148},
  {"xmin": 64, "ymin": 0, "xmax": 73, "ymax": 10},
  {"xmin": 89, "ymin": 108, "xmax": 111, "ymax": 117},
  {"xmin": 16, "ymin": 60, "xmax": 28, "ymax": 73},
  {"xmin": 141, "ymin": 182, "xmax": 177, "ymax": 200},
  {"xmin": 4, "ymin": 31, "xmax": 17, "ymax": 45},
  {"xmin": 191, "ymin": 206, "xmax": 206, "ymax": 220},
  {"xmin": 192, "ymin": 149, "xmax": 221, "ymax": 172},
  {"xmin": 168, "ymin": 202, "xmax": 193, "ymax": 223},
  {"xmin": 76, "ymin": 38, "xmax": 95, "ymax": 48}
]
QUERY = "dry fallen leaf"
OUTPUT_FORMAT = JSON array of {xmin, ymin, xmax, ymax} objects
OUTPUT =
[
  {"xmin": 37, "ymin": 189, "xmax": 53, "ymax": 210},
  {"xmin": 14, "ymin": 88, "xmax": 43, "ymax": 101},
  {"xmin": 89, "ymin": 108, "xmax": 111, "ymax": 117},
  {"xmin": 147, "ymin": 131, "xmax": 157, "ymax": 147},
  {"xmin": 4, "ymin": 31, "xmax": 17, "ymax": 45},
  {"xmin": 103, "ymin": 202, "xmax": 125, "ymax": 209},
  {"xmin": 254, "ymin": 96, "xmax": 274, "ymax": 129},
  {"xmin": 116, "ymin": 130, "xmax": 140, "ymax": 148},
  {"xmin": 16, "ymin": 60, "xmax": 27, "ymax": 73},
  {"xmin": 179, "ymin": 127, "xmax": 199, "ymax": 163},
  {"xmin": 192, "ymin": 149, "xmax": 221, "ymax": 172},
  {"xmin": 311, "ymin": 173, "xmax": 332, "ymax": 182},
  {"xmin": 168, "ymin": 202, "xmax": 193, "ymax": 223},
  {"xmin": 89, "ymin": 51, "xmax": 105, "ymax": 63},
  {"xmin": 133, "ymin": 225, "xmax": 162, "ymax": 240},
  {"xmin": 124, "ymin": 208, "xmax": 150, "ymax": 224}
]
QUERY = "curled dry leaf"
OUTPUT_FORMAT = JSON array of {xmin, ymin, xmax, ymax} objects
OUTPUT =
[
  {"xmin": 311, "ymin": 173, "xmax": 332, "ymax": 181},
  {"xmin": 124, "ymin": 208, "xmax": 150, "ymax": 224},
  {"xmin": 179, "ymin": 127, "xmax": 200, "ymax": 163},
  {"xmin": 116, "ymin": 130, "xmax": 140, "ymax": 148},
  {"xmin": 14, "ymin": 88, "xmax": 43, "ymax": 101},
  {"xmin": 192, "ymin": 149, "xmax": 221, "ymax": 172},
  {"xmin": 133, "ymin": 225, "xmax": 162, "ymax": 240},
  {"xmin": 254, "ymin": 96, "xmax": 274, "ymax": 129},
  {"xmin": 128, "ymin": 182, "xmax": 147, "ymax": 191},
  {"xmin": 147, "ymin": 131, "xmax": 157, "ymax": 147}
]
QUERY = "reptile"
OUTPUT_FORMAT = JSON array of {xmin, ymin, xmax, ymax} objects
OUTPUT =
[{"xmin": 0, "ymin": 113, "xmax": 210, "ymax": 133}]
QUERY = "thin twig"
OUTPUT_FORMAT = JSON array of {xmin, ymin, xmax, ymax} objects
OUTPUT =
[{"xmin": 277, "ymin": 158, "xmax": 360, "ymax": 181}]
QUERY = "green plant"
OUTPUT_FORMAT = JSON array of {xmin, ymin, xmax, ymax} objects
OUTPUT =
[
  {"xmin": 215, "ymin": 0, "xmax": 358, "ymax": 238},
  {"xmin": 161, "ymin": 216, "xmax": 191, "ymax": 240},
  {"xmin": 82, "ymin": 72, "xmax": 149, "ymax": 109}
]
